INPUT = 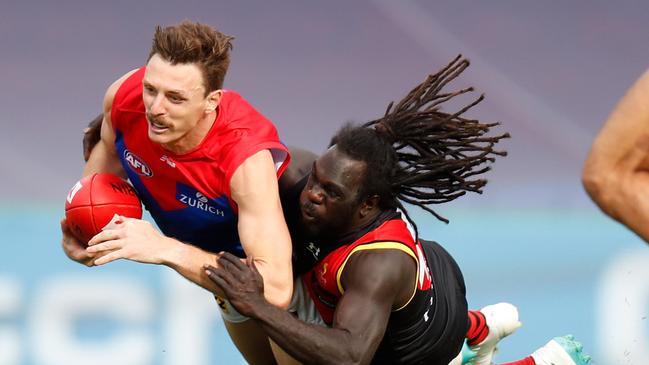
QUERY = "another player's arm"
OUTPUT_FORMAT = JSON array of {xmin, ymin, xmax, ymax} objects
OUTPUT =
[
  {"xmin": 209, "ymin": 249, "xmax": 415, "ymax": 365},
  {"xmin": 83, "ymin": 70, "xmax": 139, "ymax": 178},
  {"xmin": 83, "ymin": 114, "xmax": 103, "ymax": 162},
  {"xmin": 230, "ymin": 149, "xmax": 294, "ymax": 308},
  {"xmin": 278, "ymin": 147, "xmax": 317, "ymax": 192},
  {"xmin": 583, "ymin": 68, "xmax": 649, "ymax": 243}
]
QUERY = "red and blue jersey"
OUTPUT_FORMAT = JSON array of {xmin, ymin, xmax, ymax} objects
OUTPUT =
[{"xmin": 111, "ymin": 67, "xmax": 290, "ymax": 256}]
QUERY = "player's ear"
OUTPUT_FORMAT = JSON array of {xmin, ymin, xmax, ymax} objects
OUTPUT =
[
  {"xmin": 359, "ymin": 195, "xmax": 380, "ymax": 218},
  {"xmin": 205, "ymin": 89, "xmax": 223, "ymax": 113}
]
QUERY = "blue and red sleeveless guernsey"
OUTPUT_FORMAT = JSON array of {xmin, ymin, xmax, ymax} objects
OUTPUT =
[{"xmin": 110, "ymin": 67, "xmax": 290, "ymax": 256}]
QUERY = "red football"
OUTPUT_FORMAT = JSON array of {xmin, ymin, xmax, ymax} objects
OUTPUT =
[{"xmin": 65, "ymin": 173, "xmax": 142, "ymax": 244}]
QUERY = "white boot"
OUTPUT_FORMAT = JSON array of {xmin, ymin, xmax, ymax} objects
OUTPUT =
[
  {"xmin": 467, "ymin": 303, "xmax": 522, "ymax": 365},
  {"xmin": 531, "ymin": 335, "xmax": 591, "ymax": 365}
]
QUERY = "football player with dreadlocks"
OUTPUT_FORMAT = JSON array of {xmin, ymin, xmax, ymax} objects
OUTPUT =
[{"xmin": 207, "ymin": 56, "xmax": 590, "ymax": 365}]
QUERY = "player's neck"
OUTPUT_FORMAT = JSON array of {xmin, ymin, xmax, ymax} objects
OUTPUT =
[
  {"xmin": 162, "ymin": 110, "xmax": 218, "ymax": 154},
  {"xmin": 340, "ymin": 208, "xmax": 383, "ymax": 238}
]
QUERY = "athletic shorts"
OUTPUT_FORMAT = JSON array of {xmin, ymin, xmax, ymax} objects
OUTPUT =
[
  {"xmin": 216, "ymin": 276, "xmax": 325, "ymax": 325},
  {"xmin": 418, "ymin": 239, "xmax": 468, "ymax": 364}
]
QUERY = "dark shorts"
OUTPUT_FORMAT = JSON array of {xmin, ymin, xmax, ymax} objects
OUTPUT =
[
  {"xmin": 421, "ymin": 239, "xmax": 468, "ymax": 364},
  {"xmin": 375, "ymin": 239, "xmax": 468, "ymax": 365}
]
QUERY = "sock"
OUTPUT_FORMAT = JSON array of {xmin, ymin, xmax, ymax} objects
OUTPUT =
[
  {"xmin": 466, "ymin": 310, "xmax": 489, "ymax": 346},
  {"xmin": 501, "ymin": 356, "xmax": 536, "ymax": 365}
]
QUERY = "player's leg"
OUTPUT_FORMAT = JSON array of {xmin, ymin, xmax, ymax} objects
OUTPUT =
[
  {"xmin": 224, "ymin": 320, "xmax": 276, "ymax": 365},
  {"xmin": 267, "ymin": 276, "xmax": 328, "ymax": 365},
  {"xmin": 461, "ymin": 328, "xmax": 590, "ymax": 365},
  {"xmin": 448, "ymin": 340, "xmax": 476, "ymax": 365},
  {"xmin": 523, "ymin": 335, "xmax": 591, "ymax": 365},
  {"xmin": 269, "ymin": 339, "xmax": 302, "ymax": 365},
  {"xmin": 496, "ymin": 335, "xmax": 591, "ymax": 365},
  {"xmin": 217, "ymin": 296, "xmax": 277, "ymax": 365},
  {"xmin": 466, "ymin": 302, "xmax": 522, "ymax": 365}
]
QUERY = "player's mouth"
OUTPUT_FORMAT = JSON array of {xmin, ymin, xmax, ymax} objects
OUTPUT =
[
  {"xmin": 300, "ymin": 202, "xmax": 318, "ymax": 222},
  {"xmin": 147, "ymin": 118, "xmax": 170, "ymax": 134}
]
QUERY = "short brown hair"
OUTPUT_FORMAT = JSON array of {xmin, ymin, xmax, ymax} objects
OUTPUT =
[{"xmin": 148, "ymin": 20, "xmax": 234, "ymax": 94}]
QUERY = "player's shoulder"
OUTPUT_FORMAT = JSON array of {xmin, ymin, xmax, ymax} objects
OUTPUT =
[
  {"xmin": 104, "ymin": 68, "xmax": 143, "ymax": 112},
  {"xmin": 345, "ymin": 247, "xmax": 415, "ymax": 283},
  {"xmin": 219, "ymin": 89, "xmax": 245, "ymax": 107},
  {"xmin": 219, "ymin": 90, "xmax": 270, "ymax": 122},
  {"xmin": 279, "ymin": 147, "xmax": 317, "ymax": 192}
]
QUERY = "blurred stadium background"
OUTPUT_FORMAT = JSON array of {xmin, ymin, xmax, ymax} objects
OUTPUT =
[{"xmin": 2, "ymin": 1, "xmax": 648, "ymax": 364}]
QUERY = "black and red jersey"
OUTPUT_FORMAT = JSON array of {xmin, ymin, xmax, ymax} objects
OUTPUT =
[{"xmin": 300, "ymin": 211, "xmax": 467, "ymax": 364}]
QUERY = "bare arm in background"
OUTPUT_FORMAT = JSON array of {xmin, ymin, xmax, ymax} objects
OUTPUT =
[{"xmin": 583, "ymin": 68, "xmax": 649, "ymax": 244}]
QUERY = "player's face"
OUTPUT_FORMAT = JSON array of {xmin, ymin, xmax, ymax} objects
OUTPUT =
[
  {"xmin": 142, "ymin": 54, "xmax": 220, "ymax": 151},
  {"xmin": 299, "ymin": 146, "xmax": 367, "ymax": 239}
]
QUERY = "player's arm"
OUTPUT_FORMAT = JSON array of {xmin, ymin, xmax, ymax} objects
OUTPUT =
[
  {"xmin": 86, "ymin": 214, "xmax": 230, "ymax": 296},
  {"xmin": 85, "ymin": 149, "xmax": 294, "ymax": 303},
  {"xmin": 83, "ymin": 70, "xmax": 139, "ymax": 178},
  {"xmin": 230, "ymin": 149, "xmax": 294, "ymax": 308},
  {"xmin": 207, "ymin": 249, "xmax": 415, "ymax": 365},
  {"xmin": 278, "ymin": 147, "xmax": 317, "ymax": 192},
  {"xmin": 83, "ymin": 114, "xmax": 103, "ymax": 162},
  {"xmin": 583, "ymin": 68, "xmax": 649, "ymax": 244},
  {"xmin": 85, "ymin": 212, "xmax": 230, "ymax": 297}
]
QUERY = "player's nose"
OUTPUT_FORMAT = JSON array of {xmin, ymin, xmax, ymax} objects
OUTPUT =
[
  {"xmin": 150, "ymin": 94, "xmax": 166, "ymax": 115},
  {"xmin": 306, "ymin": 184, "xmax": 324, "ymax": 204}
]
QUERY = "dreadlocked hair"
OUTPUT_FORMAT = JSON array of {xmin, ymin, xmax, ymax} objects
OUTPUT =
[
  {"xmin": 330, "ymin": 123, "xmax": 398, "ymax": 210},
  {"xmin": 331, "ymin": 55, "xmax": 509, "ymax": 232}
]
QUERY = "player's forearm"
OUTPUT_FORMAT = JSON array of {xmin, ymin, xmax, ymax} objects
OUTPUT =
[
  {"xmin": 252, "ymin": 303, "xmax": 368, "ymax": 365},
  {"xmin": 584, "ymin": 69, "xmax": 649, "ymax": 178},
  {"xmin": 605, "ymin": 178, "xmax": 649, "ymax": 244},
  {"xmin": 238, "ymin": 211, "xmax": 294, "ymax": 308},
  {"xmin": 251, "ymin": 257, "xmax": 293, "ymax": 309},
  {"xmin": 160, "ymin": 239, "xmax": 226, "ymax": 296},
  {"xmin": 231, "ymin": 148, "xmax": 295, "ymax": 307},
  {"xmin": 618, "ymin": 212, "xmax": 649, "ymax": 244},
  {"xmin": 582, "ymin": 161, "xmax": 619, "ymax": 218},
  {"xmin": 583, "ymin": 157, "xmax": 649, "ymax": 244}
]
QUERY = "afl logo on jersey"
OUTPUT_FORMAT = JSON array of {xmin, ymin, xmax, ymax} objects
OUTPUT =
[{"xmin": 124, "ymin": 150, "xmax": 153, "ymax": 177}]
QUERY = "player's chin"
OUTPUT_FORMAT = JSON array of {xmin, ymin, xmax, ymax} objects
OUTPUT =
[{"xmin": 299, "ymin": 217, "xmax": 323, "ymax": 238}]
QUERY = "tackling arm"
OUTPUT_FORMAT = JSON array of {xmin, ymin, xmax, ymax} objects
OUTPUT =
[
  {"xmin": 583, "ymin": 68, "xmax": 649, "ymax": 244},
  {"xmin": 207, "ymin": 249, "xmax": 416, "ymax": 365}
]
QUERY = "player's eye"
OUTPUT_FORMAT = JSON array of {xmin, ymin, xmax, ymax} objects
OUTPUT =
[
  {"xmin": 325, "ymin": 186, "xmax": 340, "ymax": 199},
  {"xmin": 168, "ymin": 95, "xmax": 184, "ymax": 104}
]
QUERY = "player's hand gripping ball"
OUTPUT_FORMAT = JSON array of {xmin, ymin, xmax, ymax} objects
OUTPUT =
[{"xmin": 65, "ymin": 173, "xmax": 142, "ymax": 244}]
